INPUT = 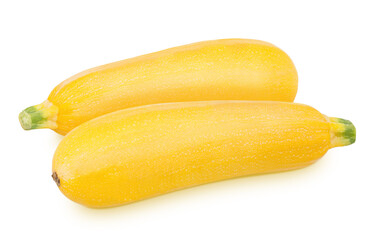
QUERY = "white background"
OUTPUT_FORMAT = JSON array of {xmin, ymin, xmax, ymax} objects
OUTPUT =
[{"xmin": 1, "ymin": 1, "xmax": 381, "ymax": 239}]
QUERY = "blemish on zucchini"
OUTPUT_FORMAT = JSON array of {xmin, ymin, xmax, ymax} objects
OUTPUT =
[{"xmin": 52, "ymin": 172, "xmax": 60, "ymax": 187}]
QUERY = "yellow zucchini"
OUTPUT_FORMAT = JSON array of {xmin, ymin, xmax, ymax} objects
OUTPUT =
[
  {"xmin": 19, "ymin": 39, "xmax": 298, "ymax": 135},
  {"xmin": 52, "ymin": 101, "xmax": 355, "ymax": 208}
]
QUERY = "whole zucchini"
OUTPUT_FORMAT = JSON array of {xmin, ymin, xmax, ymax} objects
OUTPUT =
[
  {"xmin": 19, "ymin": 39, "xmax": 298, "ymax": 135},
  {"xmin": 52, "ymin": 101, "xmax": 355, "ymax": 208}
]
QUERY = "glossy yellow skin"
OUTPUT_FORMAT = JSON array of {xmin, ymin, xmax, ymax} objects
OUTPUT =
[
  {"xmin": 52, "ymin": 101, "xmax": 354, "ymax": 208},
  {"xmin": 23, "ymin": 39, "xmax": 298, "ymax": 135}
]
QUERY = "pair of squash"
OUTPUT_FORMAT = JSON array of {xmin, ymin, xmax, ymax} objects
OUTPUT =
[{"xmin": 19, "ymin": 39, "xmax": 355, "ymax": 208}]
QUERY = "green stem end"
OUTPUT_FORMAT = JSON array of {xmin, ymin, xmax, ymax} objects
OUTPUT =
[
  {"xmin": 18, "ymin": 100, "xmax": 59, "ymax": 131},
  {"xmin": 19, "ymin": 106, "xmax": 46, "ymax": 130},
  {"xmin": 329, "ymin": 117, "xmax": 356, "ymax": 148}
]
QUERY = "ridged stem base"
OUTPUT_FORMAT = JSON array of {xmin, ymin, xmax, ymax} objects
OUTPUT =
[
  {"xmin": 19, "ymin": 100, "xmax": 59, "ymax": 130},
  {"xmin": 329, "ymin": 117, "xmax": 356, "ymax": 148}
]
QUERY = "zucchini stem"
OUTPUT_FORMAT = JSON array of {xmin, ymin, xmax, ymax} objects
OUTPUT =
[
  {"xmin": 329, "ymin": 117, "xmax": 356, "ymax": 148},
  {"xmin": 19, "ymin": 100, "xmax": 59, "ymax": 130}
]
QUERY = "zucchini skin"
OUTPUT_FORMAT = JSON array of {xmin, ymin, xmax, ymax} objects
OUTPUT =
[
  {"xmin": 20, "ymin": 39, "xmax": 298, "ymax": 135},
  {"xmin": 52, "ymin": 101, "xmax": 355, "ymax": 208}
]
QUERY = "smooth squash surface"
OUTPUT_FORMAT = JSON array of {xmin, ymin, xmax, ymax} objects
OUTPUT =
[
  {"xmin": 19, "ymin": 39, "xmax": 298, "ymax": 135},
  {"xmin": 52, "ymin": 101, "xmax": 355, "ymax": 208}
]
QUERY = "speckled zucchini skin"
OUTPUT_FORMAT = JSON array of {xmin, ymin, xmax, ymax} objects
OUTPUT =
[
  {"xmin": 19, "ymin": 39, "xmax": 298, "ymax": 135},
  {"xmin": 52, "ymin": 101, "xmax": 355, "ymax": 208}
]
